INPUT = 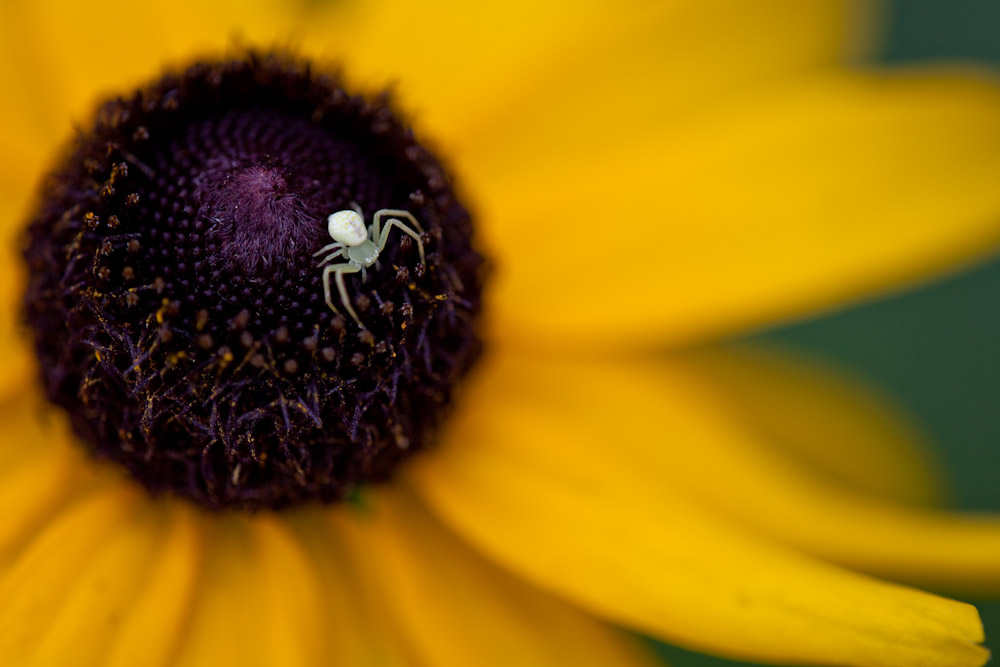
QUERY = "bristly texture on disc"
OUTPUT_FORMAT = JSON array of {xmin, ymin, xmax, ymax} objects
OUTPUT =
[{"xmin": 22, "ymin": 52, "xmax": 486, "ymax": 510}]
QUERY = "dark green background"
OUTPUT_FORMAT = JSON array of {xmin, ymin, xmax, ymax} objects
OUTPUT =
[{"xmin": 652, "ymin": 2, "xmax": 1000, "ymax": 665}]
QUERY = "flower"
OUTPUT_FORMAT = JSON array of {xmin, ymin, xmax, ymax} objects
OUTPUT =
[{"xmin": 4, "ymin": 1, "xmax": 1000, "ymax": 665}]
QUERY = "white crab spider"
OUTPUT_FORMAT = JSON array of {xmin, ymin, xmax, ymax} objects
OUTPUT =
[{"xmin": 313, "ymin": 203, "xmax": 425, "ymax": 327}]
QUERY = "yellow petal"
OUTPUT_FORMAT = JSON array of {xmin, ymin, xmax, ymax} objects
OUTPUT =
[
  {"xmin": 105, "ymin": 501, "xmax": 204, "ymax": 667},
  {"xmin": 285, "ymin": 507, "xmax": 414, "ymax": 667},
  {"xmin": 0, "ymin": 1, "xmax": 302, "ymax": 145},
  {"xmin": 0, "ymin": 335, "xmax": 32, "ymax": 406},
  {"xmin": 0, "ymin": 391, "xmax": 99, "ymax": 565},
  {"xmin": 298, "ymin": 0, "xmax": 866, "ymax": 156},
  {"xmin": 0, "ymin": 117, "xmax": 43, "ymax": 205},
  {"xmin": 332, "ymin": 485, "xmax": 658, "ymax": 667},
  {"xmin": 172, "ymin": 513, "xmax": 327, "ymax": 667},
  {"xmin": 635, "ymin": 348, "xmax": 1000, "ymax": 595},
  {"xmin": 0, "ymin": 370, "xmax": 200, "ymax": 667},
  {"xmin": 0, "ymin": 14, "xmax": 62, "ymax": 170},
  {"xmin": 0, "ymin": 103, "xmax": 39, "ymax": 406},
  {"xmin": 409, "ymin": 350, "xmax": 989, "ymax": 667},
  {"xmin": 0, "ymin": 485, "xmax": 145, "ymax": 662},
  {"xmin": 680, "ymin": 343, "xmax": 945, "ymax": 505},
  {"xmin": 0, "ymin": 188, "xmax": 32, "ymax": 403},
  {"xmin": 0, "ymin": 438, "xmax": 85, "ymax": 568},
  {"xmin": 481, "ymin": 69, "xmax": 1000, "ymax": 349},
  {"xmin": 18, "ymin": 498, "xmax": 165, "ymax": 667}
]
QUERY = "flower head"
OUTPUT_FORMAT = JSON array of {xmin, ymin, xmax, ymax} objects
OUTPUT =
[
  {"xmin": 22, "ymin": 52, "xmax": 485, "ymax": 509},
  {"xmin": 5, "ymin": 2, "xmax": 1000, "ymax": 666}
]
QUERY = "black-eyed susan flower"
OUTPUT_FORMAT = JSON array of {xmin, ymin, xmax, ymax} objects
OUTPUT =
[{"xmin": 5, "ymin": 1, "xmax": 1000, "ymax": 666}]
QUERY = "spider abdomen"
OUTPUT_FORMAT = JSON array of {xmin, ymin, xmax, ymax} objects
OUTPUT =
[{"xmin": 327, "ymin": 209, "xmax": 368, "ymax": 246}]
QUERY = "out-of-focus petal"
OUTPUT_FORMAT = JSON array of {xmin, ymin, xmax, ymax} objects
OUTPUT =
[
  {"xmin": 679, "ymin": 344, "xmax": 944, "ymax": 505},
  {"xmin": 297, "ymin": 0, "xmax": 867, "ymax": 150},
  {"xmin": 171, "ymin": 515, "xmax": 327, "ymax": 667},
  {"xmin": 641, "ymin": 350, "xmax": 1000, "ymax": 594},
  {"xmin": 332, "ymin": 485, "xmax": 660, "ymax": 667},
  {"xmin": 0, "ymin": 1, "xmax": 302, "ymax": 155},
  {"xmin": 286, "ymin": 507, "xmax": 413, "ymax": 667},
  {"xmin": 0, "ymin": 122, "xmax": 43, "ymax": 205},
  {"xmin": 0, "ymin": 189, "xmax": 32, "ymax": 402},
  {"xmin": 0, "ymin": 391, "xmax": 100, "ymax": 566},
  {"xmin": 0, "ymin": 485, "xmax": 150, "ymax": 663},
  {"xmin": 409, "ymin": 350, "xmax": 989, "ymax": 667},
  {"xmin": 104, "ymin": 502, "xmax": 204, "ymax": 667},
  {"xmin": 477, "ymin": 70, "xmax": 1000, "ymax": 349}
]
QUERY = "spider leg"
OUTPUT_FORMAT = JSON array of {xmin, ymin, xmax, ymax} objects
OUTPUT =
[
  {"xmin": 376, "ymin": 216, "xmax": 426, "ymax": 265},
  {"xmin": 374, "ymin": 210, "xmax": 411, "ymax": 262},
  {"xmin": 320, "ymin": 265, "xmax": 341, "ymax": 317},
  {"xmin": 317, "ymin": 247, "xmax": 346, "ymax": 267},
  {"xmin": 373, "ymin": 208, "xmax": 424, "ymax": 241},
  {"xmin": 321, "ymin": 263, "xmax": 364, "ymax": 327},
  {"xmin": 313, "ymin": 242, "xmax": 343, "ymax": 258}
]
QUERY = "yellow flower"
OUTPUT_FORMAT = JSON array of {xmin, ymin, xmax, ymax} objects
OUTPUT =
[{"xmin": 4, "ymin": 1, "xmax": 1000, "ymax": 666}]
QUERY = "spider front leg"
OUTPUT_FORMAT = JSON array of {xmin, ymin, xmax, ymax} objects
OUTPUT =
[
  {"xmin": 373, "ymin": 209, "xmax": 426, "ymax": 265},
  {"xmin": 321, "ymin": 262, "xmax": 365, "ymax": 327},
  {"xmin": 316, "ymin": 246, "xmax": 346, "ymax": 268},
  {"xmin": 313, "ymin": 242, "xmax": 344, "ymax": 264}
]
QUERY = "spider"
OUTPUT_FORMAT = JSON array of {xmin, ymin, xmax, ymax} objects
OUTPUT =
[{"xmin": 313, "ymin": 204, "xmax": 426, "ymax": 327}]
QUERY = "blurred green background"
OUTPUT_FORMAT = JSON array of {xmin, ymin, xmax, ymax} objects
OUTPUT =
[{"xmin": 653, "ymin": 1, "xmax": 1000, "ymax": 664}]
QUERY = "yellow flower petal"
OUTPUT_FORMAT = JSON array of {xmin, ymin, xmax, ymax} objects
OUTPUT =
[
  {"xmin": 0, "ymin": 187, "xmax": 25, "ymax": 243},
  {"xmin": 0, "ymin": 485, "xmax": 145, "ymax": 662},
  {"xmin": 0, "ymin": 341, "xmax": 31, "ymax": 406},
  {"xmin": 332, "ymin": 485, "xmax": 659, "ymax": 667},
  {"xmin": 680, "ymin": 344, "xmax": 945, "ymax": 505},
  {"xmin": 629, "ymin": 349, "xmax": 1000, "ymax": 595},
  {"xmin": 0, "ymin": 138, "xmax": 38, "ymax": 403},
  {"xmin": 0, "ymin": 120, "xmax": 43, "ymax": 204},
  {"xmin": 0, "ymin": 392, "xmax": 98, "ymax": 565},
  {"xmin": 0, "ymin": 439, "xmax": 85, "ymax": 568},
  {"xmin": 286, "ymin": 508, "xmax": 414, "ymax": 667},
  {"xmin": 0, "ymin": 394, "xmax": 196, "ymax": 666},
  {"xmin": 0, "ymin": 0, "xmax": 301, "ymax": 146},
  {"xmin": 0, "ymin": 14, "xmax": 64, "ymax": 164},
  {"xmin": 409, "ymin": 350, "xmax": 989, "ymax": 667},
  {"xmin": 481, "ymin": 69, "xmax": 1000, "ymax": 348},
  {"xmin": 172, "ymin": 514, "xmax": 327, "ymax": 667},
  {"xmin": 0, "ymin": 190, "xmax": 31, "ymax": 403},
  {"xmin": 105, "ymin": 502, "xmax": 204, "ymax": 667},
  {"xmin": 298, "ymin": 0, "xmax": 865, "ymax": 156},
  {"xmin": 17, "ymin": 498, "xmax": 166, "ymax": 667}
]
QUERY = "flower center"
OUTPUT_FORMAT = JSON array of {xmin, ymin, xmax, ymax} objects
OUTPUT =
[{"xmin": 23, "ymin": 53, "xmax": 486, "ymax": 510}]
